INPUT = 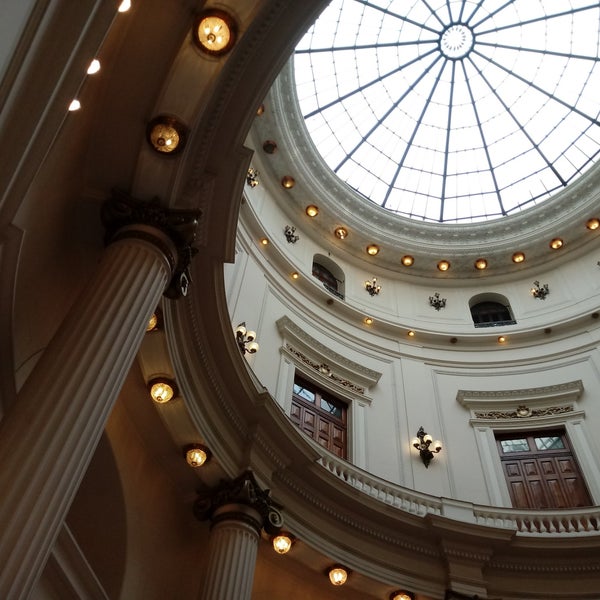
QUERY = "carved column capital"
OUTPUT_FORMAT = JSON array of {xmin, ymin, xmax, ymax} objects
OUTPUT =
[
  {"xmin": 193, "ymin": 470, "xmax": 284, "ymax": 535},
  {"xmin": 101, "ymin": 189, "xmax": 201, "ymax": 298}
]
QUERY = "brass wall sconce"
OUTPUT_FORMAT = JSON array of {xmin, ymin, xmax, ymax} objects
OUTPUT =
[
  {"xmin": 235, "ymin": 322, "xmax": 259, "ymax": 354},
  {"xmin": 412, "ymin": 426, "xmax": 442, "ymax": 468},
  {"xmin": 146, "ymin": 115, "xmax": 188, "ymax": 154},
  {"xmin": 272, "ymin": 532, "xmax": 294, "ymax": 554},
  {"xmin": 327, "ymin": 565, "xmax": 349, "ymax": 586},
  {"xmin": 429, "ymin": 291, "xmax": 446, "ymax": 310},
  {"xmin": 284, "ymin": 225, "xmax": 299, "ymax": 243},
  {"xmin": 184, "ymin": 444, "xmax": 211, "ymax": 467},
  {"xmin": 365, "ymin": 277, "xmax": 381, "ymax": 296},
  {"xmin": 193, "ymin": 9, "xmax": 237, "ymax": 56},
  {"xmin": 246, "ymin": 167, "xmax": 259, "ymax": 187},
  {"xmin": 148, "ymin": 378, "xmax": 177, "ymax": 404},
  {"xmin": 531, "ymin": 280, "xmax": 549, "ymax": 300}
]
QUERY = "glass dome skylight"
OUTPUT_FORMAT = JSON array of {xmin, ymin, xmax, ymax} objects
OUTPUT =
[{"xmin": 294, "ymin": 0, "xmax": 600, "ymax": 223}]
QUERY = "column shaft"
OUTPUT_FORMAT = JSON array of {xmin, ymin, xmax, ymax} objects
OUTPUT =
[
  {"xmin": 0, "ymin": 234, "xmax": 172, "ymax": 599},
  {"xmin": 199, "ymin": 505, "xmax": 261, "ymax": 600}
]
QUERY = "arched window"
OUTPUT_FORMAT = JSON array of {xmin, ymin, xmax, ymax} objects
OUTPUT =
[
  {"xmin": 312, "ymin": 254, "xmax": 344, "ymax": 299},
  {"xmin": 469, "ymin": 293, "xmax": 516, "ymax": 327}
]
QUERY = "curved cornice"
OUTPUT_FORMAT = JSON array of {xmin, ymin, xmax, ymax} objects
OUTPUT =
[{"xmin": 249, "ymin": 60, "xmax": 600, "ymax": 280}]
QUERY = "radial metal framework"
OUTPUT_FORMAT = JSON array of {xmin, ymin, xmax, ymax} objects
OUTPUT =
[{"xmin": 294, "ymin": 0, "xmax": 600, "ymax": 223}]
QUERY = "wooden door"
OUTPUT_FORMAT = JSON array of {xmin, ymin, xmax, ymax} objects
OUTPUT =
[
  {"xmin": 496, "ymin": 430, "xmax": 592, "ymax": 509},
  {"xmin": 290, "ymin": 377, "xmax": 347, "ymax": 459}
]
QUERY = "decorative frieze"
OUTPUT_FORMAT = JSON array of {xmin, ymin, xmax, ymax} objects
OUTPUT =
[{"xmin": 473, "ymin": 405, "xmax": 574, "ymax": 420}]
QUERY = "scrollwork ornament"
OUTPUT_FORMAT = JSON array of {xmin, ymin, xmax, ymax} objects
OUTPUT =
[{"xmin": 102, "ymin": 189, "xmax": 200, "ymax": 299}]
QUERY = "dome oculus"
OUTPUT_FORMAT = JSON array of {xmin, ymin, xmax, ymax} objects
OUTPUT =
[{"xmin": 294, "ymin": 0, "xmax": 600, "ymax": 223}]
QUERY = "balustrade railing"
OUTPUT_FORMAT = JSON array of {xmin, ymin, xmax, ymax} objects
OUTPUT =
[{"xmin": 317, "ymin": 452, "xmax": 600, "ymax": 536}]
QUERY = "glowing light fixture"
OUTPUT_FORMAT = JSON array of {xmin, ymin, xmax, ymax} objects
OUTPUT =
[
  {"xmin": 184, "ymin": 444, "xmax": 211, "ymax": 467},
  {"xmin": 390, "ymin": 592, "xmax": 414, "ymax": 600},
  {"xmin": 411, "ymin": 426, "xmax": 442, "ymax": 468},
  {"xmin": 366, "ymin": 244, "xmax": 380, "ymax": 256},
  {"xmin": 281, "ymin": 176, "xmax": 295, "ymax": 189},
  {"xmin": 146, "ymin": 312, "xmax": 159, "ymax": 332},
  {"xmin": 364, "ymin": 316, "xmax": 373, "ymax": 325},
  {"xmin": 235, "ymin": 323, "xmax": 259, "ymax": 354},
  {"xmin": 68, "ymin": 99, "xmax": 81, "ymax": 111},
  {"xmin": 291, "ymin": 271, "xmax": 299, "ymax": 280},
  {"xmin": 260, "ymin": 237, "xmax": 269, "ymax": 246},
  {"xmin": 365, "ymin": 277, "xmax": 381, "ymax": 296},
  {"xmin": 531, "ymin": 280, "xmax": 550, "ymax": 300},
  {"xmin": 498, "ymin": 335, "xmax": 507, "ymax": 344},
  {"xmin": 147, "ymin": 116, "xmax": 187, "ymax": 154},
  {"xmin": 194, "ymin": 10, "xmax": 236, "ymax": 56},
  {"xmin": 474, "ymin": 258, "xmax": 488, "ymax": 270},
  {"xmin": 328, "ymin": 566, "xmax": 348, "ymax": 586},
  {"xmin": 437, "ymin": 260, "xmax": 450, "ymax": 272},
  {"xmin": 272, "ymin": 533, "xmax": 293, "ymax": 554},
  {"xmin": 87, "ymin": 59, "xmax": 101, "ymax": 74},
  {"xmin": 334, "ymin": 227, "xmax": 348, "ymax": 240},
  {"xmin": 407, "ymin": 330, "xmax": 415, "ymax": 337},
  {"xmin": 118, "ymin": 0, "xmax": 131, "ymax": 12},
  {"xmin": 148, "ymin": 378, "xmax": 176, "ymax": 404},
  {"xmin": 305, "ymin": 205, "xmax": 319, "ymax": 217},
  {"xmin": 550, "ymin": 238, "xmax": 563, "ymax": 250},
  {"xmin": 512, "ymin": 252, "xmax": 525, "ymax": 263},
  {"xmin": 401, "ymin": 255, "xmax": 414, "ymax": 266},
  {"xmin": 587, "ymin": 218, "xmax": 600, "ymax": 230}
]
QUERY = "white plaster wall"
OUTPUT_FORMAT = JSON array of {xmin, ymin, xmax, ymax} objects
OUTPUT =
[{"xmin": 224, "ymin": 182, "xmax": 600, "ymax": 504}]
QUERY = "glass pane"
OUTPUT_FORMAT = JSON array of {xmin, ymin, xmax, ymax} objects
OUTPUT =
[
  {"xmin": 293, "ymin": 383, "xmax": 315, "ymax": 403},
  {"xmin": 500, "ymin": 438, "xmax": 529, "ymax": 453},
  {"xmin": 320, "ymin": 397, "xmax": 342, "ymax": 419},
  {"xmin": 295, "ymin": 0, "xmax": 600, "ymax": 223},
  {"xmin": 535, "ymin": 436, "xmax": 565, "ymax": 451}
]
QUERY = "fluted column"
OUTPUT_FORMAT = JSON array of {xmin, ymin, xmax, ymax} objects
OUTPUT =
[
  {"xmin": 0, "ymin": 191, "xmax": 199, "ymax": 599},
  {"xmin": 195, "ymin": 471, "xmax": 284, "ymax": 600}
]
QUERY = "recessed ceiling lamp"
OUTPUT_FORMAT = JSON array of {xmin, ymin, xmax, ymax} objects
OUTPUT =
[
  {"xmin": 587, "ymin": 218, "xmax": 600, "ymax": 230},
  {"xmin": 550, "ymin": 238, "xmax": 563, "ymax": 250},
  {"xmin": 474, "ymin": 258, "xmax": 488, "ymax": 270},
  {"xmin": 305, "ymin": 205, "xmax": 319, "ymax": 217},
  {"xmin": 281, "ymin": 176, "xmax": 295, "ymax": 189},
  {"xmin": 87, "ymin": 59, "xmax": 101, "ymax": 74},
  {"xmin": 401, "ymin": 255, "xmax": 414, "ymax": 266},
  {"xmin": 184, "ymin": 444, "xmax": 211, "ymax": 467},
  {"xmin": 148, "ymin": 378, "xmax": 177, "ymax": 404},
  {"xmin": 263, "ymin": 140, "xmax": 277, "ymax": 154},
  {"xmin": 328, "ymin": 565, "xmax": 348, "ymax": 586},
  {"xmin": 512, "ymin": 252, "xmax": 525, "ymax": 263},
  {"xmin": 437, "ymin": 260, "xmax": 450, "ymax": 272},
  {"xmin": 407, "ymin": 330, "xmax": 415, "ymax": 338},
  {"xmin": 366, "ymin": 244, "xmax": 380, "ymax": 256},
  {"xmin": 498, "ymin": 335, "xmax": 507, "ymax": 344},
  {"xmin": 364, "ymin": 316, "xmax": 373, "ymax": 325},
  {"xmin": 334, "ymin": 227, "xmax": 348, "ymax": 239},
  {"xmin": 291, "ymin": 271, "xmax": 299, "ymax": 280},
  {"xmin": 390, "ymin": 591, "xmax": 414, "ymax": 600},
  {"xmin": 147, "ymin": 116, "xmax": 187, "ymax": 154},
  {"xmin": 260, "ymin": 237, "xmax": 269, "ymax": 246},
  {"xmin": 194, "ymin": 10, "xmax": 236, "ymax": 56},
  {"xmin": 272, "ymin": 533, "xmax": 293, "ymax": 554}
]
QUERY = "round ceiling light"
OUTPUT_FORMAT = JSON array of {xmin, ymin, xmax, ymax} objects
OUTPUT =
[
  {"xmin": 512, "ymin": 251, "xmax": 525, "ymax": 263},
  {"xmin": 194, "ymin": 10, "xmax": 236, "ymax": 56},
  {"xmin": 401, "ymin": 255, "xmax": 414, "ymax": 266},
  {"xmin": 184, "ymin": 444, "xmax": 211, "ymax": 467},
  {"xmin": 366, "ymin": 244, "xmax": 380, "ymax": 256},
  {"xmin": 328, "ymin": 566, "xmax": 348, "ymax": 586},
  {"xmin": 586, "ymin": 218, "xmax": 600, "ymax": 230},
  {"xmin": 281, "ymin": 176, "xmax": 295, "ymax": 189},
  {"xmin": 334, "ymin": 227, "xmax": 348, "ymax": 239},
  {"xmin": 437, "ymin": 260, "xmax": 450, "ymax": 272},
  {"xmin": 272, "ymin": 533, "xmax": 293, "ymax": 554},
  {"xmin": 148, "ymin": 378, "xmax": 177, "ymax": 404},
  {"xmin": 147, "ymin": 116, "xmax": 187, "ymax": 154},
  {"xmin": 474, "ymin": 258, "xmax": 488, "ymax": 270},
  {"xmin": 550, "ymin": 238, "xmax": 564, "ymax": 249},
  {"xmin": 305, "ymin": 205, "xmax": 319, "ymax": 217}
]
